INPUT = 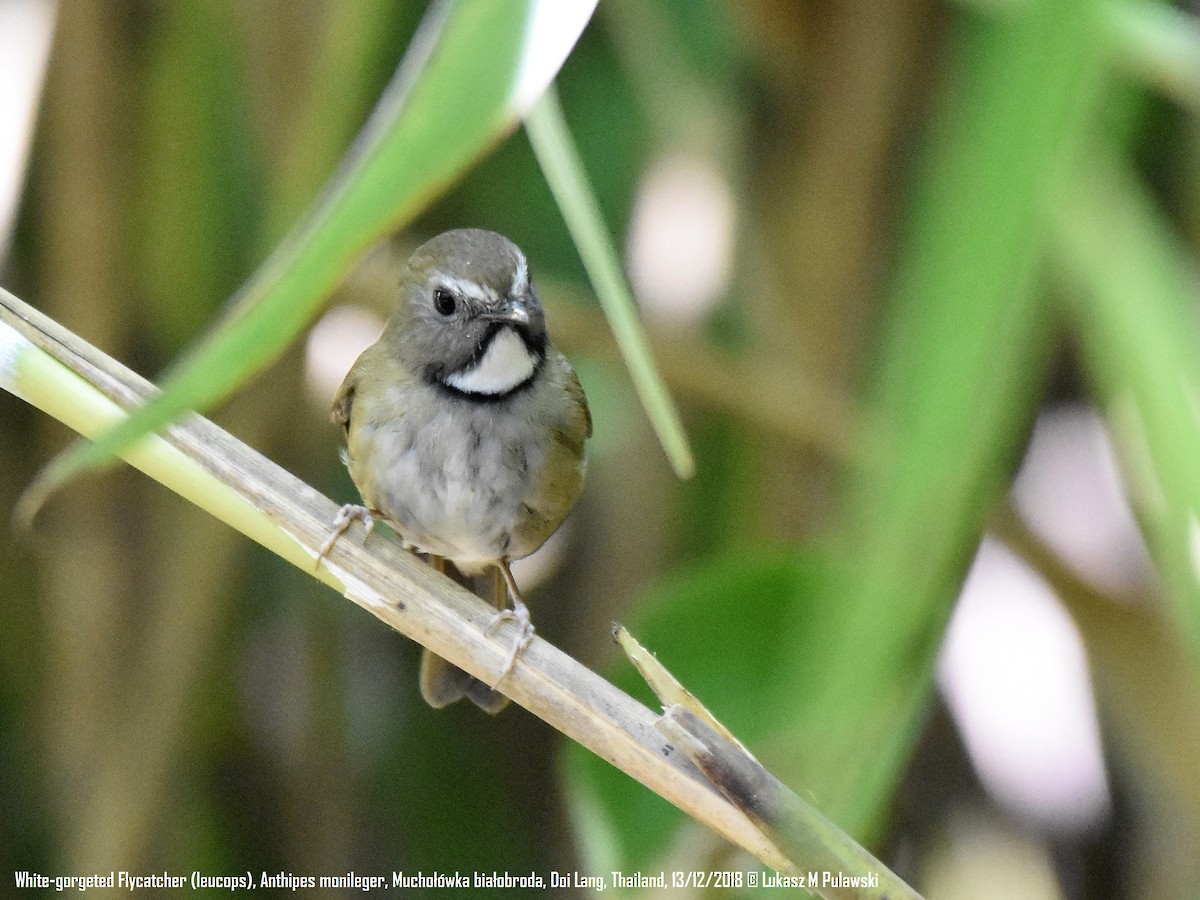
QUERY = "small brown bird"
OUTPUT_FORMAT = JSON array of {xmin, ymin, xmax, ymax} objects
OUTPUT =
[{"xmin": 324, "ymin": 229, "xmax": 590, "ymax": 713}]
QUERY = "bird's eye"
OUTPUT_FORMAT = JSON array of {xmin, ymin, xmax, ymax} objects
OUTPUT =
[{"xmin": 433, "ymin": 287, "xmax": 457, "ymax": 316}]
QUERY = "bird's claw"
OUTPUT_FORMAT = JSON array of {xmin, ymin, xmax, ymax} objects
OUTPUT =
[
  {"xmin": 486, "ymin": 595, "xmax": 534, "ymax": 686},
  {"xmin": 316, "ymin": 503, "xmax": 376, "ymax": 568}
]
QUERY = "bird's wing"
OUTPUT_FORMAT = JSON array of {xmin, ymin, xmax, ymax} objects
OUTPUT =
[
  {"xmin": 564, "ymin": 361, "xmax": 593, "ymax": 444},
  {"xmin": 331, "ymin": 357, "xmax": 362, "ymax": 435}
]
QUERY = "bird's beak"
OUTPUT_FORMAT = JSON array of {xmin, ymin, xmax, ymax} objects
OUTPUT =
[{"xmin": 484, "ymin": 299, "xmax": 531, "ymax": 327}]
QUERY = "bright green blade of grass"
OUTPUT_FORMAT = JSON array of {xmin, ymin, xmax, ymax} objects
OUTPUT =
[
  {"xmin": 22, "ymin": 0, "xmax": 597, "ymax": 514},
  {"xmin": 525, "ymin": 86, "xmax": 695, "ymax": 479},
  {"xmin": 1052, "ymin": 151, "xmax": 1200, "ymax": 666},
  {"xmin": 566, "ymin": 0, "xmax": 1115, "ymax": 865},
  {"xmin": 781, "ymin": 0, "xmax": 1109, "ymax": 835}
]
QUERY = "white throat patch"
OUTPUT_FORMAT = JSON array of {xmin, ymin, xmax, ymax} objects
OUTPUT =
[{"xmin": 445, "ymin": 328, "xmax": 537, "ymax": 396}]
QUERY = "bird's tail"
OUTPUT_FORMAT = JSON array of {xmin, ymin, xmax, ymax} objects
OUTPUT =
[{"xmin": 418, "ymin": 562, "xmax": 510, "ymax": 714}]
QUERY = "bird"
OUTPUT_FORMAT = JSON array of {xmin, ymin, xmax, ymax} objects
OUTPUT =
[{"xmin": 322, "ymin": 229, "xmax": 590, "ymax": 713}]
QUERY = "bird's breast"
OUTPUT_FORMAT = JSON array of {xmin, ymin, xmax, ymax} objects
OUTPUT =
[{"xmin": 348, "ymin": 386, "xmax": 567, "ymax": 565}]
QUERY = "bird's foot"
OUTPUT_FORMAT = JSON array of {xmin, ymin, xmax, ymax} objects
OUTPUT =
[
  {"xmin": 486, "ymin": 564, "xmax": 535, "ymax": 686},
  {"xmin": 315, "ymin": 504, "xmax": 377, "ymax": 568}
]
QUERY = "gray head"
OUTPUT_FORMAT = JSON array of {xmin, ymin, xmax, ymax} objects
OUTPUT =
[{"xmin": 387, "ymin": 229, "xmax": 548, "ymax": 398}]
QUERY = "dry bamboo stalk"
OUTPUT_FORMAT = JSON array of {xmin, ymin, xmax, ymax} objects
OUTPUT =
[{"xmin": 0, "ymin": 286, "xmax": 792, "ymax": 872}]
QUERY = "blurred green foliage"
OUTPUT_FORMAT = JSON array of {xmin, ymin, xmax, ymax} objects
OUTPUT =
[{"xmin": 5, "ymin": 1, "xmax": 1200, "ymax": 898}]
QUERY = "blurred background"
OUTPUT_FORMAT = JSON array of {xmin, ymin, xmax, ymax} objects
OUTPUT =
[{"xmin": 4, "ymin": 1, "xmax": 1200, "ymax": 898}]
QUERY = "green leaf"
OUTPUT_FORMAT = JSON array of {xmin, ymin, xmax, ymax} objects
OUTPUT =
[
  {"xmin": 525, "ymin": 86, "xmax": 695, "ymax": 479},
  {"xmin": 778, "ymin": 0, "xmax": 1110, "ymax": 836},
  {"xmin": 25, "ymin": 0, "xmax": 596, "ymax": 510},
  {"xmin": 1052, "ymin": 151, "xmax": 1200, "ymax": 666}
]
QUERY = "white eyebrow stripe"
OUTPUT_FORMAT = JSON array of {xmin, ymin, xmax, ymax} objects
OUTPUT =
[
  {"xmin": 437, "ymin": 273, "xmax": 498, "ymax": 304},
  {"xmin": 510, "ymin": 248, "xmax": 528, "ymax": 298}
]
